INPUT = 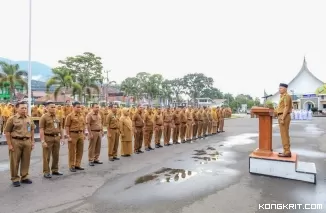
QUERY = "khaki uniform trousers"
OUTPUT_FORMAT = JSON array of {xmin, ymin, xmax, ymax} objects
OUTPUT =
[
  {"xmin": 180, "ymin": 123, "xmax": 187, "ymax": 141},
  {"xmin": 43, "ymin": 135, "xmax": 60, "ymax": 174},
  {"xmin": 202, "ymin": 121, "xmax": 208, "ymax": 135},
  {"xmin": 186, "ymin": 121, "xmax": 193, "ymax": 140},
  {"xmin": 163, "ymin": 122, "xmax": 172, "ymax": 144},
  {"xmin": 208, "ymin": 121, "xmax": 212, "ymax": 134},
  {"xmin": 154, "ymin": 125, "xmax": 163, "ymax": 145},
  {"xmin": 134, "ymin": 127, "xmax": 143, "ymax": 151},
  {"xmin": 9, "ymin": 138, "xmax": 32, "ymax": 182},
  {"xmin": 108, "ymin": 129, "xmax": 119, "ymax": 158},
  {"xmin": 192, "ymin": 121, "xmax": 198, "ymax": 138},
  {"xmin": 144, "ymin": 128, "xmax": 153, "ymax": 148},
  {"xmin": 212, "ymin": 121, "xmax": 218, "ymax": 133},
  {"xmin": 88, "ymin": 131, "xmax": 102, "ymax": 162},
  {"xmin": 68, "ymin": 132, "xmax": 84, "ymax": 168},
  {"xmin": 278, "ymin": 114, "xmax": 291, "ymax": 154},
  {"xmin": 219, "ymin": 119, "xmax": 224, "ymax": 131},
  {"xmin": 172, "ymin": 124, "xmax": 180, "ymax": 142},
  {"xmin": 197, "ymin": 121, "xmax": 203, "ymax": 137}
]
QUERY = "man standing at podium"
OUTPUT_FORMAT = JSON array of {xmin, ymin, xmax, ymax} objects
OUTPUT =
[{"xmin": 277, "ymin": 83, "xmax": 293, "ymax": 157}]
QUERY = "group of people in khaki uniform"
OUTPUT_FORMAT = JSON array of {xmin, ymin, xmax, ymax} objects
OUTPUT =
[{"xmin": 3, "ymin": 100, "xmax": 231, "ymax": 187}]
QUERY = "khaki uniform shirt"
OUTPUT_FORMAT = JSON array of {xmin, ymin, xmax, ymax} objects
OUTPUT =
[
  {"xmin": 163, "ymin": 111, "xmax": 173, "ymax": 123},
  {"xmin": 180, "ymin": 111, "xmax": 187, "ymax": 123},
  {"xmin": 5, "ymin": 114, "xmax": 35, "ymax": 138},
  {"xmin": 106, "ymin": 112, "xmax": 119, "ymax": 129},
  {"xmin": 277, "ymin": 93, "xmax": 293, "ymax": 114},
  {"xmin": 132, "ymin": 113, "xmax": 144, "ymax": 128},
  {"xmin": 65, "ymin": 112, "xmax": 85, "ymax": 131},
  {"xmin": 86, "ymin": 111, "xmax": 103, "ymax": 131},
  {"xmin": 172, "ymin": 112, "xmax": 181, "ymax": 125},
  {"xmin": 39, "ymin": 113, "xmax": 61, "ymax": 134},
  {"xmin": 153, "ymin": 113, "xmax": 163, "ymax": 126}
]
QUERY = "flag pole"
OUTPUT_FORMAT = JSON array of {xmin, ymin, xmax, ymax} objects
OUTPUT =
[{"xmin": 27, "ymin": 0, "xmax": 32, "ymax": 115}]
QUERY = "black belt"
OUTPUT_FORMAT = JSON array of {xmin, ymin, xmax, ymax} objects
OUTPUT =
[
  {"xmin": 70, "ymin": 131, "xmax": 83, "ymax": 133},
  {"xmin": 182, "ymin": 122, "xmax": 187, "ymax": 124},
  {"xmin": 44, "ymin": 134, "xmax": 59, "ymax": 137},
  {"xmin": 109, "ymin": 128, "xmax": 117, "ymax": 129},
  {"xmin": 175, "ymin": 124, "xmax": 180, "ymax": 125},
  {"xmin": 156, "ymin": 124, "xmax": 162, "ymax": 126},
  {"xmin": 12, "ymin": 137, "xmax": 30, "ymax": 140},
  {"xmin": 91, "ymin": 130, "xmax": 101, "ymax": 132},
  {"xmin": 278, "ymin": 113, "xmax": 290, "ymax": 115}
]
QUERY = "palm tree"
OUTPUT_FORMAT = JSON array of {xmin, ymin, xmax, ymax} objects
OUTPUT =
[
  {"xmin": 0, "ymin": 61, "xmax": 27, "ymax": 102},
  {"xmin": 76, "ymin": 74, "xmax": 100, "ymax": 103},
  {"xmin": 120, "ymin": 77, "xmax": 140, "ymax": 103},
  {"xmin": 46, "ymin": 67, "xmax": 81, "ymax": 102}
]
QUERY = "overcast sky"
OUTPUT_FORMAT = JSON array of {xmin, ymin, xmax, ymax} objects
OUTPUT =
[{"xmin": 1, "ymin": 0, "xmax": 326, "ymax": 99}]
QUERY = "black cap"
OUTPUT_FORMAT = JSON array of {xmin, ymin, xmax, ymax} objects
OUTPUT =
[
  {"xmin": 72, "ymin": 101, "xmax": 81, "ymax": 107},
  {"xmin": 279, "ymin": 83, "xmax": 288, "ymax": 88}
]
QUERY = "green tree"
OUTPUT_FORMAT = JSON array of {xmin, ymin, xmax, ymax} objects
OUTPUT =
[
  {"xmin": 182, "ymin": 73, "xmax": 214, "ymax": 101},
  {"xmin": 58, "ymin": 52, "xmax": 103, "ymax": 83},
  {"xmin": 200, "ymin": 87, "xmax": 223, "ymax": 99},
  {"xmin": 77, "ymin": 74, "xmax": 100, "ymax": 103},
  {"xmin": 144, "ymin": 74, "xmax": 163, "ymax": 103},
  {"xmin": 253, "ymin": 97, "xmax": 261, "ymax": 106},
  {"xmin": 46, "ymin": 67, "xmax": 81, "ymax": 101},
  {"xmin": 0, "ymin": 61, "xmax": 27, "ymax": 101},
  {"xmin": 160, "ymin": 80, "xmax": 173, "ymax": 105},
  {"xmin": 169, "ymin": 78, "xmax": 184, "ymax": 103},
  {"xmin": 120, "ymin": 77, "xmax": 140, "ymax": 102}
]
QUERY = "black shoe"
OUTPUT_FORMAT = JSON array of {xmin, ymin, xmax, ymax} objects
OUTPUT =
[
  {"xmin": 70, "ymin": 167, "xmax": 76, "ymax": 172},
  {"xmin": 13, "ymin": 181, "xmax": 20, "ymax": 187},
  {"xmin": 164, "ymin": 144, "xmax": 170, "ymax": 146},
  {"xmin": 145, "ymin": 148, "xmax": 151, "ymax": 151},
  {"xmin": 149, "ymin": 147, "xmax": 154, "ymax": 150},
  {"xmin": 138, "ymin": 150, "xmax": 144, "ymax": 153},
  {"xmin": 43, "ymin": 173, "xmax": 52, "ymax": 178},
  {"xmin": 21, "ymin": 179, "xmax": 33, "ymax": 184},
  {"xmin": 109, "ymin": 158, "xmax": 114, "ymax": 161},
  {"xmin": 89, "ymin": 162, "xmax": 95, "ymax": 166},
  {"xmin": 94, "ymin": 160, "xmax": 103, "ymax": 164},
  {"xmin": 155, "ymin": 144, "xmax": 160, "ymax": 148},
  {"xmin": 122, "ymin": 154, "xmax": 131, "ymax": 157},
  {"xmin": 75, "ymin": 166, "xmax": 85, "ymax": 170},
  {"xmin": 113, "ymin": 157, "xmax": 120, "ymax": 160},
  {"xmin": 52, "ymin": 171, "xmax": 63, "ymax": 176}
]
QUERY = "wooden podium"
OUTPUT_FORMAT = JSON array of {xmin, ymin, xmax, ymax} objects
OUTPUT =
[
  {"xmin": 251, "ymin": 107, "xmax": 274, "ymax": 157},
  {"xmin": 248, "ymin": 107, "xmax": 317, "ymax": 183}
]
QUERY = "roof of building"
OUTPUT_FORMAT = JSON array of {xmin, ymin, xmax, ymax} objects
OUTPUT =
[
  {"xmin": 288, "ymin": 57, "xmax": 324, "ymax": 85},
  {"xmin": 271, "ymin": 58, "xmax": 324, "ymax": 97}
]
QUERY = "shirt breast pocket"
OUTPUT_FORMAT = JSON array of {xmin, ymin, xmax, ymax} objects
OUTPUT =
[{"xmin": 13, "ymin": 121, "xmax": 22, "ymax": 130}]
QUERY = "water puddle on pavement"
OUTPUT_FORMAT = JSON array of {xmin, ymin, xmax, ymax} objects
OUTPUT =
[
  {"xmin": 221, "ymin": 133, "xmax": 258, "ymax": 147},
  {"xmin": 135, "ymin": 167, "xmax": 197, "ymax": 185},
  {"xmin": 191, "ymin": 147, "xmax": 222, "ymax": 164}
]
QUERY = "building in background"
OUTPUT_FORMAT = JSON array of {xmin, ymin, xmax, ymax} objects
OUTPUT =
[{"xmin": 267, "ymin": 58, "xmax": 325, "ymax": 110}]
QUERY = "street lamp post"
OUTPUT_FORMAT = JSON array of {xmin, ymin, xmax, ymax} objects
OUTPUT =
[{"xmin": 27, "ymin": 0, "xmax": 32, "ymax": 115}]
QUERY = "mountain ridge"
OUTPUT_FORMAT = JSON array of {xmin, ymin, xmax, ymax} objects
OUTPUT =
[{"xmin": 0, "ymin": 57, "xmax": 52, "ymax": 81}]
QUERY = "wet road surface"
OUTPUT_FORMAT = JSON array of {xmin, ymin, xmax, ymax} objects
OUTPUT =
[{"xmin": 0, "ymin": 118, "xmax": 325, "ymax": 213}]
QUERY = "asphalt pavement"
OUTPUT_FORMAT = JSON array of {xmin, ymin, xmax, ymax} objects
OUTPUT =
[{"xmin": 0, "ymin": 117, "xmax": 325, "ymax": 213}]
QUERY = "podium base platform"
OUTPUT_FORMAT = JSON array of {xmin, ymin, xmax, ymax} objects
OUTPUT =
[{"xmin": 249, "ymin": 152, "xmax": 316, "ymax": 184}]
